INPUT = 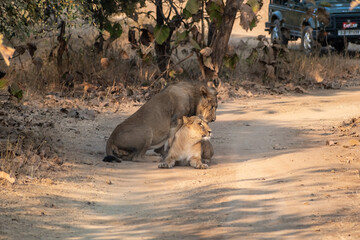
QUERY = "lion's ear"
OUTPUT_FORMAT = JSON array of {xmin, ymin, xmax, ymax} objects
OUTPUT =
[
  {"xmin": 200, "ymin": 86, "xmax": 207, "ymax": 97},
  {"xmin": 182, "ymin": 116, "xmax": 189, "ymax": 124}
]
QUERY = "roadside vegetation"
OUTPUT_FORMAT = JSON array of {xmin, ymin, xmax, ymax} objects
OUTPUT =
[{"xmin": 1, "ymin": 0, "xmax": 360, "ymax": 182}]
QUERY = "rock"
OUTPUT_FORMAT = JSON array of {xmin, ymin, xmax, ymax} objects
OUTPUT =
[
  {"xmin": 60, "ymin": 108, "xmax": 68, "ymax": 114},
  {"xmin": 294, "ymin": 86, "xmax": 306, "ymax": 93},
  {"xmin": 83, "ymin": 110, "xmax": 97, "ymax": 120},
  {"xmin": 273, "ymin": 144, "xmax": 287, "ymax": 150},
  {"xmin": 44, "ymin": 203, "xmax": 55, "ymax": 208},
  {"xmin": 68, "ymin": 109, "xmax": 80, "ymax": 118},
  {"xmin": 326, "ymin": 140, "xmax": 337, "ymax": 146}
]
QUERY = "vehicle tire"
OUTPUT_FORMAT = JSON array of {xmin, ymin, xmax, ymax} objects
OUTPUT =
[
  {"xmin": 301, "ymin": 26, "xmax": 316, "ymax": 55},
  {"xmin": 271, "ymin": 20, "xmax": 288, "ymax": 45}
]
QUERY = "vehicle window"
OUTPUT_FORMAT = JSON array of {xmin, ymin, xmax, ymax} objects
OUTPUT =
[
  {"xmin": 272, "ymin": 0, "xmax": 288, "ymax": 5},
  {"xmin": 315, "ymin": 0, "xmax": 351, "ymax": 2}
]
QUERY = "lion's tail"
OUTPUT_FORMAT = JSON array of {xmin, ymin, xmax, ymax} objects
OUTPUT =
[{"xmin": 103, "ymin": 136, "xmax": 122, "ymax": 163}]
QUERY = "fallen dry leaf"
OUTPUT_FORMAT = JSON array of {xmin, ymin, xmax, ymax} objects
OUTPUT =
[
  {"xmin": 0, "ymin": 171, "xmax": 15, "ymax": 184},
  {"xmin": 200, "ymin": 47, "xmax": 212, "ymax": 57},
  {"xmin": 349, "ymin": 139, "xmax": 359, "ymax": 146},
  {"xmin": 119, "ymin": 49, "xmax": 129, "ymax": 60},
  {"xmin": 0, "ymin": 34, "xmax": 15, "ymax": 66},
  {"xmin": 101, "ymin": 58, "xmax": 110, "ymax": 69}
]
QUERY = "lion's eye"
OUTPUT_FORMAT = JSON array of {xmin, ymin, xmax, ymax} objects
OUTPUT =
[{"xmin": 198, "ymin": 122, "xmax": 203, "ymax": 126}]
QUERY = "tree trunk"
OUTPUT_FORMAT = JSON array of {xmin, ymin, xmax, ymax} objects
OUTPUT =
[
  {"xmin": 154, "ymin": 0, "xmax": 173, "ymax": 76},
  {"xmin": 57, "ymin": 21, "xmax": 67, "ymax": 75},
  {"xmin": 204, "ymin": 0, "xmax": 242, "ymax": 85}
]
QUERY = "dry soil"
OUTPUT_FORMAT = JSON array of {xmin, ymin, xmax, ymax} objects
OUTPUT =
[{"xmin": 1, "ymin": 87, "xmax": 360, "ymax": 240}]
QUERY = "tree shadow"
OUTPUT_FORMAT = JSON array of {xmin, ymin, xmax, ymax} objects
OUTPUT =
[{"xmin": 3, "ymin": 88, "xmax": 360, "ymax": 239}]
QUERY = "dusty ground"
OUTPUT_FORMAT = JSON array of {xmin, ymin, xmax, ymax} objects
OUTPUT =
[{"xmin": 1, "ymin": 86, "xmax": 360, "ymax": 240}]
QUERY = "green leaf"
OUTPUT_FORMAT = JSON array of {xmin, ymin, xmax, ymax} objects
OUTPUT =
[
  {"xmin": 105, "ymin": 22, "xmax": 123, "ymax": 39},
  {"xmin": 169, "ymin": 70, "xmax": 176, "ymax": 78},
  {"xmin": 111, "ymin": 23, "xmax": 123, "ymax": 39},
  {"xmin": 154, "ymin": 24, "xmax": 170, "ymax": 45},
  {"xmin": 206, "ymin": 1, "xmax": 224, "ymax": 29},
  {"xmin": 223, "ymin": 54, "xmax": 239, "ymax": 70},
  {"xmin": 183, "ymin": 8, "xmax": 192, "ymax": 19},
  {"xmin": 0, "ymin": 78, "xmax": 8, "ymax": 89},
  {"xmin": 175, "ymin": 31, "xmax": 188, "ymax": 46},
  {"xmin": 240, "ymin": 4, "xmax": 257, "ymax": 31},
  {"xmin": 8, "ymin": 83, "xmax": 23, "ymax": 100},
  {"xmin": 206, "ymin": 1, "xmax": 223, "ymax": 21},
  {"xmin": 189, "ymin": 38, "xmax": 201, "ymax": 50},
  {"xmin": 185, "ymin": 0, "xmax": 199, "ymax": 15},
  {"xmin": 247, "ymin": 0, "xmax": 260, "ymax": 14},
  {"xmin": 246, "ymin": 49, "xmax": 258, "ymax": 65},
  {"xmin": 249, "ymin": 18, "xmax": 257, "ymax": 31}
]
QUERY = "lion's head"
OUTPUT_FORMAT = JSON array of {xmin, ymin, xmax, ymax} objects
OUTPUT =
[
  {"xmin": 182, "ymin": 115, "xmax": 212, "ymax": 141},
  {"xmin": 196, "ymin": 86, "xmax": 218, "ymax": 122}
]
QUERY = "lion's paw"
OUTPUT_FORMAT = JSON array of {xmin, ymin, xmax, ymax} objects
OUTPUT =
[
  {"xmin": 158, "ymin": 162, "xmax": 172, "ymax": 168},
  {"xmin": 195, "ymin": 163, "xmax": 208, "ymax": 169}
]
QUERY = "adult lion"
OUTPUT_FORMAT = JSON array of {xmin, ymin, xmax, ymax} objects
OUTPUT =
[
  {"xmin": 158, "ymin": 115, "xmax": 212, "ymax": 169},
  {"xmin": 103, "ymin": 81, "xmax": 217, "ymax": 162}
]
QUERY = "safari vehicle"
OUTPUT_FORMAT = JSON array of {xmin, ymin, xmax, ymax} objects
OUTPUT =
[{"xmin": 265, "ymin": 0, "xmax": 360, "ymax": 53}]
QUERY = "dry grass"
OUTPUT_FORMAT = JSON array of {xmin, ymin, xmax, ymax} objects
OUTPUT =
[
  {"xmin": 0, "ymin": 102, "xmax": 63, "ymax": 181},
  {"xmin": 3, "ymin": 32, "xmax": 360, "ymax": 100},
  {"xmin": 4, "ymin": 36, "xmax": 161, "ymax": 98},
  {"xmin": 287, "ymin": 51, "xmax": 360, "ymax": 87},
  {"xmin": 226, "ymin": 38, "xmax": 360, "ymax": 91},
  {"xmin": 2, "ymin": 33, "xmax": 360, "ymax": 182}
]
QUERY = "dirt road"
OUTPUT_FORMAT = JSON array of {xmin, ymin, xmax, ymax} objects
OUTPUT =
[{"xmin": 1, "ymin": 87, "xmax": 360, "ymax": 240}]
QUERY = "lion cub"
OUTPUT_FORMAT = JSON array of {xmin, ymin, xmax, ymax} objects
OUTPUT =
[{"xmin": 158, "ymin": 115, "xmax": 212, "ymax": 169}]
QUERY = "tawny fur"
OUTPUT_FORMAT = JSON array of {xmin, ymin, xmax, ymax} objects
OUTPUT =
[
  {"xmin": 158, "ymin": 116, "xmax": 213, "ymax": 169},
  {"xmin": 103, "ymin": 81, "xmax": 217, "ymax": 163}
]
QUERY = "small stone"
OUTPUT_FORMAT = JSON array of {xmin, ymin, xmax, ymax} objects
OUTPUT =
[
  {"xmin": 60, "ymin": 108, "xmax": 68, "ymax": 114},
  {"xmin": 326, "ymin": 140, "xmax": 336, "ymax": 146},
  {"xmin": 273, "ymin": 144, "xmax": 287, "ymax": 150}
]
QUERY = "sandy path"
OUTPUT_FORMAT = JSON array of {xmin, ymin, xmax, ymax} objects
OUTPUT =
[{"xmin": 1, "ymin": 88, "xmax": 360, "ymax": 240}]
